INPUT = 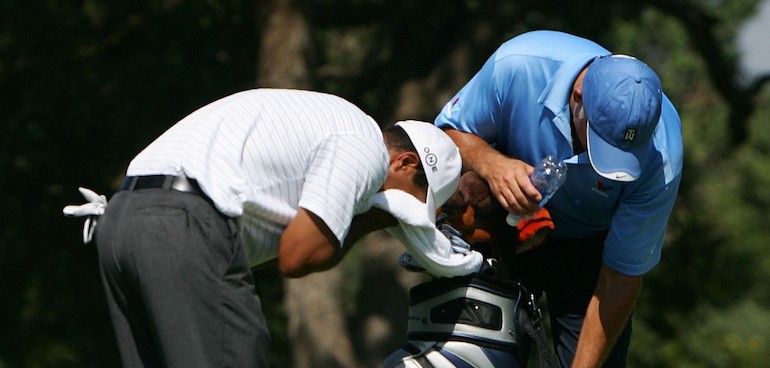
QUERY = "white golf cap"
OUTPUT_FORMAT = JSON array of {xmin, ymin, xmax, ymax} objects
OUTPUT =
[{"xmin": 395, "ymin": 120, "xmax": 462, "ymax": 222}]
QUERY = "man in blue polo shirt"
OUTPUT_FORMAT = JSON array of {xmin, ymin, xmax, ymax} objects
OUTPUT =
[{"xmin": 435, "ymin": 30, "xmax": 683, "ymax": 367}]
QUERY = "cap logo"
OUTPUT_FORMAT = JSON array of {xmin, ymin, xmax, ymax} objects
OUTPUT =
[
  {"xmin": 423, "ymin": 147, "xmax": 438, "ymax": 172},
  {"xmin": 623, "ymin": 128, "xmax": 637, "ymax": 142}
]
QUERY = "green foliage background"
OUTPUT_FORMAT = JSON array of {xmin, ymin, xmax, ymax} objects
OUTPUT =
[{"xmin": 1, "ymin": 0, "xmax": 768, "ymax": 366}]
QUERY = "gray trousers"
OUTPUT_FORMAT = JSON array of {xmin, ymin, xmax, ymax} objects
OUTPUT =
[{"xmin": 96, "ymin": 189, "xmax": 270, "ymax": 367}]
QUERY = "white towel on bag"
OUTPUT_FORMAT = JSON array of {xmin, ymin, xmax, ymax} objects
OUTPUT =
[{"xmin": 366, "ymin": 189, "xmax": 483, "ymax": 277}]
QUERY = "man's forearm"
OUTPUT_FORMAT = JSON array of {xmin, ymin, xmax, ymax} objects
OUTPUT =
[
  {"xmin": 444, "ymin": 129, "xmax": 506, "ymax": 177},
  {"xmin": 345, "ymin": 208, "xmax": 397, "ymax": 248},
  {"xmin": 444, "ymin": 128, "xmax": 541, "ymax": 214},
  {"xmin": 572, "ymin": 264, "xmax": 643, "ymax": 368}
]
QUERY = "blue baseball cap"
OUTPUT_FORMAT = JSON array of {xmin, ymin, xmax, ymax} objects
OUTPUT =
[{"xmin": 583, "ymin": 55, "xmax": 662, "ymax": 182}]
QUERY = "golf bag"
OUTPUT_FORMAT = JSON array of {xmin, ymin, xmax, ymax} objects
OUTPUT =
[{"xmin": 383, "ymin": 273, "xmax": 556, "ymax": 368}]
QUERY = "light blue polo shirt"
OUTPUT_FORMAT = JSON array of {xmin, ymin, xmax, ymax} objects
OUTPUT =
[{"xmin": 435, "ymin": 30, "xmax": 683, "ymax": 276}]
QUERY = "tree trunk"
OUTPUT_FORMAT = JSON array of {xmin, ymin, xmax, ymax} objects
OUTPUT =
[
  {"xmin": 350, "ymin": 233, "xmax": 427, "ymax": 367},
  {"xmin": 256, "ymin": 1, "xmax": 357, "ymax": 367}
]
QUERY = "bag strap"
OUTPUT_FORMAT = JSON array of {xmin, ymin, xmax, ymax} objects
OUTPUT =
[{"xmin": 517, "ymin": 281, "xmax": 558, "ymax": 368}]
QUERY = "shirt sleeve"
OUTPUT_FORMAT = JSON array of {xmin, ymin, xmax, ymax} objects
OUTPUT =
[
  {"xmin": 434, "ymin": 53, "xmax": 505, "ymax": 143},
  {"xmin": 603, "ymin": 173, "xmax": 681, "ymax": 276},
  {"xmin": 298, "ymin": 133, "xmax": 388, "ymax": 247}
]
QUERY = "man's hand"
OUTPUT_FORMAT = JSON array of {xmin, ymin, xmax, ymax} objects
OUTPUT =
[
  {"xmin": 483, "ymin": 156, "xmax": 542, "ymax": 217},
  {"xmin": 444, "ymin": 129, "xmax": 541, "ymax": 217}
]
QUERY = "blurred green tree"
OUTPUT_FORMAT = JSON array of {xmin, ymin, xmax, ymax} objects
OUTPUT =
[{"xmin": 1, "ymin": 0, "xmax": 768, "ymax": 367}]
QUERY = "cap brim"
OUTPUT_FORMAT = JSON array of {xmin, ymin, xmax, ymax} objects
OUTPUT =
[{"xmin": 586, "ymin": 122, "xmax": 643, "ymax": 182}]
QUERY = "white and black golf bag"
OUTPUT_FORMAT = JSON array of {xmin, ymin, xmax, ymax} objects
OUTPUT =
[{"xmin": 383, "ymin": 273, "xmax": 557, "ymax": 368}]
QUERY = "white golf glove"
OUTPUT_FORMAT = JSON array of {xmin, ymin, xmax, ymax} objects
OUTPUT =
[{"xmin": 63, "ymin": 187, "xmax": 107, "ymax": 244}]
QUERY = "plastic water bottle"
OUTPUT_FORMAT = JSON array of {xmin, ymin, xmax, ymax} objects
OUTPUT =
[{"xmin": 506, "ymin": 156, "xmax": 568, "ymax": 226}]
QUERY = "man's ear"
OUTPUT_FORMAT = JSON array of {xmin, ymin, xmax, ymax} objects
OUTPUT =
[
  {"xmin": 572, "ymin": 85, "xmax": 583, "ymax": 104},
  {"xmin": 392, "ymin": 151, "xmax": 421, "ymax": 171}
]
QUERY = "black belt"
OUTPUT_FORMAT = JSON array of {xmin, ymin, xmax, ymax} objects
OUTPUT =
[{"xmin": 121, "ymin": 175, "xmax": 204, "ymax": 195}]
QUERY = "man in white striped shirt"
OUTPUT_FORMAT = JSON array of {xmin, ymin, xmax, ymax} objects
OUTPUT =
[{"xmin": 93, "ymin": 88, "xmax": 463, "ymax": 367}]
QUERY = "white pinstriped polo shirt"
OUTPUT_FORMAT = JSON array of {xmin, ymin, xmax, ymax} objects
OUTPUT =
[{"xmin": 126, "ymin": 89, "xmax": 389, "ymax": 266}]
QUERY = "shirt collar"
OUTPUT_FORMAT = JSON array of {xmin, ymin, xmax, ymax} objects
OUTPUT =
[
  {"xmin": 537, "ymin": 53, "xmax": 608, "ymax": 115},
  {"xmin": 537, "ymin": 52, "xmax": 610, "ymax": 148},
  {"xmin": 564, "ymin": 151, "xmax": 590, "ymax": 164}
]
